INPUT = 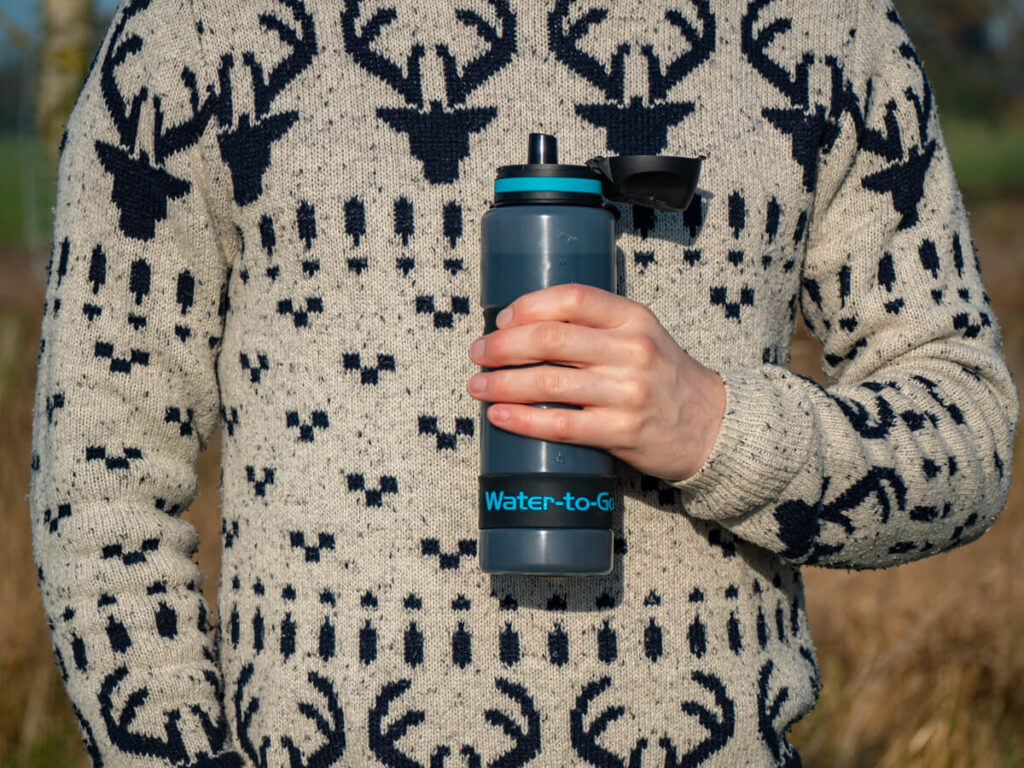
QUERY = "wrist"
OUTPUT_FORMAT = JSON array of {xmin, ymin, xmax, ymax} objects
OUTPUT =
[
  {"xmin": 695, "ymin": 367, "xmax": 726, "ymax": 470},
  {"xmin": 668, "ymin": 366, "xmax": 815, "ymax": 522},
  {"xmin": 671, "ymin": 365, "xmax": 727, "ymax": 483}
]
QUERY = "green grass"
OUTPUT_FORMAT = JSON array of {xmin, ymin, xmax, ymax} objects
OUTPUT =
[
  {"xmin": 0, "ymin": 133, "xmax": 55, "ymax": 248},
  {"xmin": 1, "ymin": 725, "xmax": 89, "ymax": 768},
  {"xmin": 942, "ymin": 115, "xmax": 1024, "ymax": 199}
]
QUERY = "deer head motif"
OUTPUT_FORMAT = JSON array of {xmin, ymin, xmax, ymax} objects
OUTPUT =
[
  {"xmin": 216, "ymin": 0, "xmax": 318, "ymax": 205},
  {"xmin": 741, "ymin": 0, "xmax": 857, "ymax": 193},
  {"xmin": 772, "ymin": 465, "xmax": 907, "ymax": 565},
  {"xmin": 94, "ymin": 0, "xmax": 232, "ymax": 240},
  {"xmin": 341, "ymin": 0, "xmax": 517, "ymax": 185},
  {"xmin": 548, "ymin": 0, "xmax": 715, "ymax": 155},
  {"xmin": 857, "ymin": 11, "xmax": 937, "ymax": 230}
]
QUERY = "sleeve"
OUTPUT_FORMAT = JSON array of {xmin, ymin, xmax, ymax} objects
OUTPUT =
[
  {"xmin": 28, "ymin": 0, "xmax": 243, "ymax": 764},
  {"xmin": 667, "ymin": 0, "xmax": 1020, "ymax": 569}
]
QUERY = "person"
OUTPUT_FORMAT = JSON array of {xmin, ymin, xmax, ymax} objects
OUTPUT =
[{"xmin": 29, "ymin": 0, "xmax": 1019, "ymax": 765}]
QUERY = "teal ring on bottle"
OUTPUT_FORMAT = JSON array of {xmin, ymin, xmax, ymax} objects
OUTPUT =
[{"xmin": 495, "ymin": 176, "xmax": 603, "ymax": 195}]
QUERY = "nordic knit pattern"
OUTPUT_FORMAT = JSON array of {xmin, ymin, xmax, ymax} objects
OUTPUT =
[{"xmin": 29, "ymin": 0, "xmax": 1020, "ymax": 765}]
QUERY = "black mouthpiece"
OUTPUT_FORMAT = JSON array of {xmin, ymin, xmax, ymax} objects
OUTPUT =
[{"xmin": 528, "ymin": 133, "xmax": 558, "ymax": 164}]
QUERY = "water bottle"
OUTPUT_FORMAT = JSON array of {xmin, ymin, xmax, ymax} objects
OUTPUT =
[{"xmin": 477, "ymin": 132, "xmax": 702, "ymax": 575}]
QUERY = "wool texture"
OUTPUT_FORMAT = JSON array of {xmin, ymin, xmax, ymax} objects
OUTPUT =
[{"xmin": 29, "ymin": 0, "xmax": 1020, "ymax": 765}]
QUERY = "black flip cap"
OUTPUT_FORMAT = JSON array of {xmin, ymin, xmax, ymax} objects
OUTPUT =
[{"xmin": 585, "ymin": 154, "xmax": 703, "ymax": 213}]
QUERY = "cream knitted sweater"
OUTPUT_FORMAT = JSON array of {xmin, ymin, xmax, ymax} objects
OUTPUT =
[{"xmin": 30, "ymin": 0, "xmax": 1019, "ymax": 765}]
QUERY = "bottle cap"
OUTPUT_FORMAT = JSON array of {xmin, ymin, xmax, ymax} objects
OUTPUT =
[
  {"xmin": 584, "ymin": 154, "xmax": 703, "ymax": 213},
  {"xmin": 492, "ymin": 133, "xmax": 702, "ymax": 215}
]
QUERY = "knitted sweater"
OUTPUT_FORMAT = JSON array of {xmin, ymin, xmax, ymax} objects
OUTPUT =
[{"xmin": 29, "ymin": 0, "xmax": 1020, "ymax": 765}]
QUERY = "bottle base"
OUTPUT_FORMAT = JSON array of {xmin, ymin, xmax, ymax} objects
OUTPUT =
[{"xmin": 478, "ymin": 528, "xmax": 613, "ymax": 576}]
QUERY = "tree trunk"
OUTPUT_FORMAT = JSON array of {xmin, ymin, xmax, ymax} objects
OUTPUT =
[{"xmin": 36, "ymin": 0, "xmax": 94, "ymax": 173}]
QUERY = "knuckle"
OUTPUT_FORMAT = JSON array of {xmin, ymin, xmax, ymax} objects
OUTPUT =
[
  {"xmin": 537, "ymin": 321, "xmax": 568, "ymax": 352},
  {"xmin": 636, "ymin": 303, "xmax": 658, "ymax": 325},
  {"xmin": 539, "ymin": 368, "xmax": 565, "ymax": 396},
  {"xmin": 626, "ymin": 335, "xmax": 658, "ymax": 367},
  {"xmin": 615, "ymin": 410, "xmax": 644, "ymax": 443},
  {"xmin": 564, "ymin": 282, "xmax": 588, "ymax": 312},
  {"xmin": 550, "ymin": 410, "xmax": 575, "ymax": 441},
  {"xmin": 621, "ymin": 376, "xmax": 650, "ymax": 406}
]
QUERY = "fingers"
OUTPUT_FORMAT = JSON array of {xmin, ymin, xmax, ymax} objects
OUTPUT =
[
  {"xmin": 496, "ymin": 283, "xmax": 649, "ymax": 330},
  {"xmin": 483, "ymin": 402, "xmax": 631, "ymax": 449},
  {"xmin": 468, "ymin": 364, "xmax": 645, "ymax": 409},
  {"xmin": 471, "ymin": 320, "xmax": 646, "ymax": 368}
]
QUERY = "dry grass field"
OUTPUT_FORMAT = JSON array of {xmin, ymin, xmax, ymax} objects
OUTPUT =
[{"xmin": 0, "ymin": 199, "xmax": 1021, "ymax": 767}]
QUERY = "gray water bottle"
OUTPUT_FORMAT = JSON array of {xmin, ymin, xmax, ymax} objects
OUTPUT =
[{"xmin": 478, "ymin": 132, "xmax": 702, "ymax": 576}]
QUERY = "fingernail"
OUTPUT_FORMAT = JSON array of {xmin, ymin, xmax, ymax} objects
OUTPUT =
[
  {"xmin": 491, "ymin": 406, "xmax": 510, "ymax": 421},
  {"xmin": 496, "ymin": 306, "xmax": 513, "ymax": 327},
  {"xmin": 470, "ymin": 339, "xmax": 485, "ymax": 359},
  {"xmin": 468, "ymin": 375, "xmax": 486, "ymax": 393}
]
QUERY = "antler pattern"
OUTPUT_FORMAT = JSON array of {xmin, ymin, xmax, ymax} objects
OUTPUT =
[
  {"xmin": 437, "ymin": 4, "xmax": 517, "ymax": 107},
  {"xmin": 570, "ymin": 676, "xmax": 649, "ymax": 767},
  {"xmin": 153, "ymin": 54, "xmax": 233, "ymax": 165},
  {"xmin": 570, "ymin": 672, "xmax": 735, "ymax": 767},
  {"xmin": 481, "ymin": 677, "xmax": 542, "ymax": 767},
  {"xmin": 642, "ymin": 3, "xmax": 715, "ymax": 102},
  {"xmin": 773, "ymin": 466, "xmax": 909, "ymax": 563},
  {"xmin": 281, "ymin": 671, "xmax": 347, "ymax": 767},
  {"xmin": 858, "ymin": 13, "xmax": 938, "ymax": 229},
  {"xmin": 245, "ymin": 0, "xmax": 317, "ymax": 118},
  {"xmin": 217, "ymin": 0, "xmax": 319, "ymax": 205},
  {"xmin": 341, "ymin": 1, "xmax": 426, "ymax": 107},
  {"xmin": 97, "ymin": 666, "xmax": 189, "ymax": 764},
  {"xmin": 658, "ymin": 671, "xmax": 735, "ymax": 766},
  {"xmin": 741, "ymin": 0, "xmax": 857, "ymax": 191},
  {"xmin": 234, "ymin": 663, "xmax": 271, "ymax": 768},
  {"xmin": 756, "ymin": 661, "xmax": 802, "ymax": 767},
  {"xmin": 548, "ymin": 1, "xmax": 630, "ymax": 102},
  {"xmin": 99, "ymin": 0, "xmax": 152, "ymax": 149},
  {"xmin": 742, "ymin": 0, "xmax": 813, "ymax": 107},
  {"xmin": 548, "ymin": 1, "xmax": 714, "ymax": 155},
  {"xmin": 368, "ymin": 678, "xmax": 427, "ymax": 766},
  {"xmin": 368, "ymin": 677, "xmax": 540, "ymax": 767},
  {"xmin": 341, "ymin": 0, "xmax": 516, "ymax": 184},
  {"xmin": 190, "ymin": 669, "xmax": 232, "ymax": 758}
]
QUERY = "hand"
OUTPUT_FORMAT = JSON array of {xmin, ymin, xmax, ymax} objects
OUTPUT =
[{"xmin": 467, "ymin": 283, "xmax": 726, "ymax": 484}]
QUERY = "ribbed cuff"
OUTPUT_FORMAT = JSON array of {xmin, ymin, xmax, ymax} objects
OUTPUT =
[{"xmin": 668, "ymin": 367, "xmax": 814, "ymax": 521}]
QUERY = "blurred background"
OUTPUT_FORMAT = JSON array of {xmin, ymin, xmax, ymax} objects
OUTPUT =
[{"xmin": 0, "ymin": 0, "xmax": 1021, "ymax": 766}]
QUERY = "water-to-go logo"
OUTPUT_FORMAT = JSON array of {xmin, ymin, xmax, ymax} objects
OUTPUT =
[{"xmin": 484, "ymin": 490, "xmax": 615, "ymax": 512}]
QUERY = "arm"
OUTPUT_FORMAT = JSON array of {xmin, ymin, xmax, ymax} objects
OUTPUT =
[
  {"xmin": 29, "ymin": 0, "xmax": 242, "ymax": 764},
  {"xmin": 669, "ymin": 0, "xmax": 1020, "ymax": 568}
]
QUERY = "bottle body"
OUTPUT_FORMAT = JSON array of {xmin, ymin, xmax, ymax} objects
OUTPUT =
[{"xmin": 478, "ymin": 203, "xmax": 617, "ymax": 575}]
